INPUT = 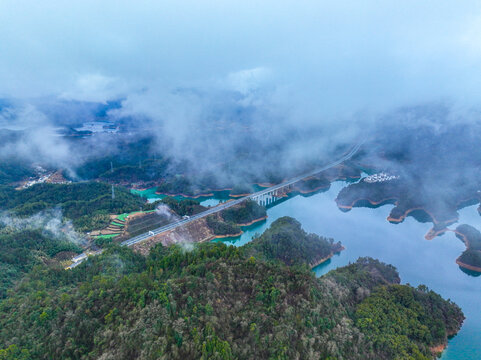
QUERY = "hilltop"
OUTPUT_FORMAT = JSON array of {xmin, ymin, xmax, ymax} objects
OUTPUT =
[{"xmin": 0, "ymin": 218, "xmax": 463, "ymax": 360}]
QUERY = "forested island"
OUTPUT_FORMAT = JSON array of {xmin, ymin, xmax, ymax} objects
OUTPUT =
[
  {"xmin": 455, "ymin": 224, "xmax": 481, "ymax": 273},
  {"xmin": 245, "ymin": 216, "xmax": 343, "ymax": 267},
  {"xmin": 0, "ymin": 217, "xmax": 463, "ymax": 359}
]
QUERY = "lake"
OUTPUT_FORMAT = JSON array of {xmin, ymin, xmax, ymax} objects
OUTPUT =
[
  {"xmin": 140, "ymin": 180, "xmax": 481, "ymax": 358},
  {"xmin": 217, "ymin": 181, "xmax": 481, "ymax": 359}
]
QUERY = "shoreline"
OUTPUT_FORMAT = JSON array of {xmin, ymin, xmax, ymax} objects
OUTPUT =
[
  {"xmin": 295, "ymin": 184, "xmax": 331, "ymax": 194},
  {"xmin": 147, "ymin": 171, "xmax": 362, "ymax": 201},
  {"xmin": 452, "ymin": 228, "xmax": 481, "ymax": 273},
  {"xmin": 387, "ymin": 207, "xmax": 453, "ymax": 226},
  {"xmin": 310, "ymin": 246, "xmax": 345, "ymax": 268},
  {"xmin": 336, "ymin": 197, "xmax": 398, "ymax": 210},
  {"xmin": 155, "ymin": 191, "xmax": 215, "ymax": 198},
  {"xmin": 336, "ymin": 195, "xmax": 461, "ymax": 241},
  {"xmin": 210, "ymin": 231, "xmax": 244, "ymax": 240},
  {"xmin": 255, "ymin": 182, "xmax": 277, "ymax": 188},
  {"xmin": 237, "ymin": 215, "xmax": 268, "ymax": 227},
  {"xmin": 207, "ymin": 215, "xmax": 269, "ymax": 240},
  {"xmin": 430, "ymin": 343, "xmax": 447, "ymax": 355},
  {"xmin": 424, "ymin": 228, "xmax": 449, "ymax": 240},
  {"xmin": 455, "ymin": 259, "xmax": 481, "ymax": 273},
  {"xmin": 424, "ymin": 228, "xmax": 481, "ymax": 272}
]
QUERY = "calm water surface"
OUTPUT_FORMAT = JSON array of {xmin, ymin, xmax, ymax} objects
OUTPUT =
[{"xmin": 217, "ymin": 181, "xmax": 481, "ymax": 359}]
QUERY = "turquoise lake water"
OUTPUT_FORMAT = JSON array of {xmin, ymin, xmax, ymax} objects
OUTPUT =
[
  {"xmin": 216, "ymin": 181, "xmax": 481, "ymax": 359},
  {"xmin": 140, "ymin": 181, "xmax": 480, "ymax": 358}
]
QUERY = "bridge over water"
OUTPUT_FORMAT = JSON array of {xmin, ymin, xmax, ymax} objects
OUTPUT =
[{"xmin": 67, "ymin": 142, "xmax": 362, "ymax": 268}]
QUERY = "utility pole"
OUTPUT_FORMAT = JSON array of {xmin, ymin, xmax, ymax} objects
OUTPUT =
[
  {"xmin": 111, "ymin": 161, "xmax": 114, "ymax": 173},
  {"xmin": 111, "ymin": 185, "xmax": 115, "ymax": 200}
]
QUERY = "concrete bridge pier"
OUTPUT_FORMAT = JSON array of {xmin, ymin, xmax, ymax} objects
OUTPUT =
[{"xmin": 252, "ymin": 187, "xmax": 288, "ymax": 207}]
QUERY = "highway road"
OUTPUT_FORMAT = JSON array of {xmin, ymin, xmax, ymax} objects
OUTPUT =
[{"xmin": 67, "ymin": 142, "xmax": 362, "ymax": 269}]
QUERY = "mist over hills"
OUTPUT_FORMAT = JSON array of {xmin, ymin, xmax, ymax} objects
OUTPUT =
[{"xmin": 2, "ymin": 2, "xmax": 481, "ymax": 358}]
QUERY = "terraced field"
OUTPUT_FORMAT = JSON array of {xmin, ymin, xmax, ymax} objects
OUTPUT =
[
  {"xmin": 116, "ymin": 211, "xmax": 173, "ymax": 241},
  {"xmin": 93, "ymin": 211, "xmax": 157, "ymax": 242}
]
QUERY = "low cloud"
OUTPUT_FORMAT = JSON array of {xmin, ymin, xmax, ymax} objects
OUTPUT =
[
  {"xmin": 0, "ymin": 207, "xmax": 86, "ymax": 245},
  {"xmin": 155, "ymin": 204, "xmax": 179, "ymax": 222},
  {"xmin": 0, "ymin": 1, "xmax": 480, "ymax": 186},
  {"xmin": 59, "ymin": 73, "xmax": 129, "ymax": 104},
  {"xmin": 0, "ymin": 104, "xmax": 73, "ymax": 168}
]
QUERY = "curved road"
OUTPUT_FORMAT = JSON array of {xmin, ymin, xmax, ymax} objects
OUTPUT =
[{"xmin": 67, "ymin": 142, "xmax": 362, "ymax": 268}]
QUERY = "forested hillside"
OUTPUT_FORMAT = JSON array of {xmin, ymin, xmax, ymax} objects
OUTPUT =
[
  {"xmin": 0, "ymin": 182, "xmax": 145, "ymax": 232},
  {"xmin": 0, "ymin": 219, "xmax": 463, "ymax": 360},
  {"xmin": 206, "ymin": 200, "xmax": 267, "ymax": 236},
  {"xmin": 246, "ymin": 216, "xmax": 342, "ymax": 266},
  {"xmin": 0, "ymin": 228, "xmax": 81, "ymax": 298}
]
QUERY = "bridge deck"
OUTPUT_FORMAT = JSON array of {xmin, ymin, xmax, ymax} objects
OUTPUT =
[{"xmin": 67, "ymin": 142, "xmax": 362, "ymax": 269}]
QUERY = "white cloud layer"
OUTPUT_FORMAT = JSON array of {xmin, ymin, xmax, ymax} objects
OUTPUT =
[
  {"xmin": 0, "ymin": 0, "xmax": 480, "ymax": 114},
  {"xmin": 1, "ymin": 1, "xmax": 481, "ymax": 174}
]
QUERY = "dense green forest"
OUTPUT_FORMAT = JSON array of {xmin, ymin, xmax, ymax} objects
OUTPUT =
[
  {"xmin": 221, "ymin": 200, "xmax": 266, "ymax": 224},
  {"xmin": 0, "ymin": 218, "xmax": 463, "ymax": 360},
  {"xmin": 0, "ymin": 228, "xmax": 81, "ymax": 298},
  {"xmin": 245, "ymin": 216, "xmax": 342, "ymax": 266},
  {"xmin": 206, "ymin": 215, "xmax": 241, "ymax": 236},
  {"xmin": 0, "ymin": 131, "xmax": 38, "ymax": 185},
  {"xmin": 150, "ymin": 197, "xmax": 206, "ymax": 217},
  {"xmin": 0, "ymin": 182, "xmax": 145, "ymax": 232},
  {"xmin": 0, "ymin": 161, "xmax": 36, "ymax": 186},
  {"xmin": 156, "ymin": 175, "xmax": 194, "ymax": 195},
  {"xmin": 205, "ymin": 200, "xmax": 267, "ymax": 236}
]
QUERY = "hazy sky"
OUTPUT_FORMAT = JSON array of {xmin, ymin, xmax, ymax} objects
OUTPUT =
[
  {"xmin": 2, "ymin": 1, "xmax": 481, "ymax": 173},
  {"xmin": 1, "ymin": 1, "xmax": 481, "ymax": 115}
]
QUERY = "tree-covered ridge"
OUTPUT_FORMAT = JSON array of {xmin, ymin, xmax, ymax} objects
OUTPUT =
[
  {"xmin": 325, "ymin": 258, "xmax": 463, "ymax": 357},
  {"xmin": 0, "ymin": 182, "xmax": 145, "ymax": 232},
  {"xmin": 206, "ymin": 215, "xmax": 241, "ymax": 236},
  {"xmin": 246, "ymin": 216, "xmax": 342, "ymax": 266},
  {"xmin": 206, "ymin": 200, "xmax": 267, "ymax": 236},
  {"xmin": 0, "ymin": 229, "xmax": 463, "ymax": 360},
  {"xmin": 356, "ymin": 285, "xmax": 464, "ymax": 359},
  {"xmin": 325, "ymin": 257, "xmax": 400, "ymax": 290},
  {"xmin": 220, "ymin": 199, "xmax": 266, "ymax": 225},
  {"xmin": 0, "ymin": 161, "xmax": 36, "ymax": 186}
]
